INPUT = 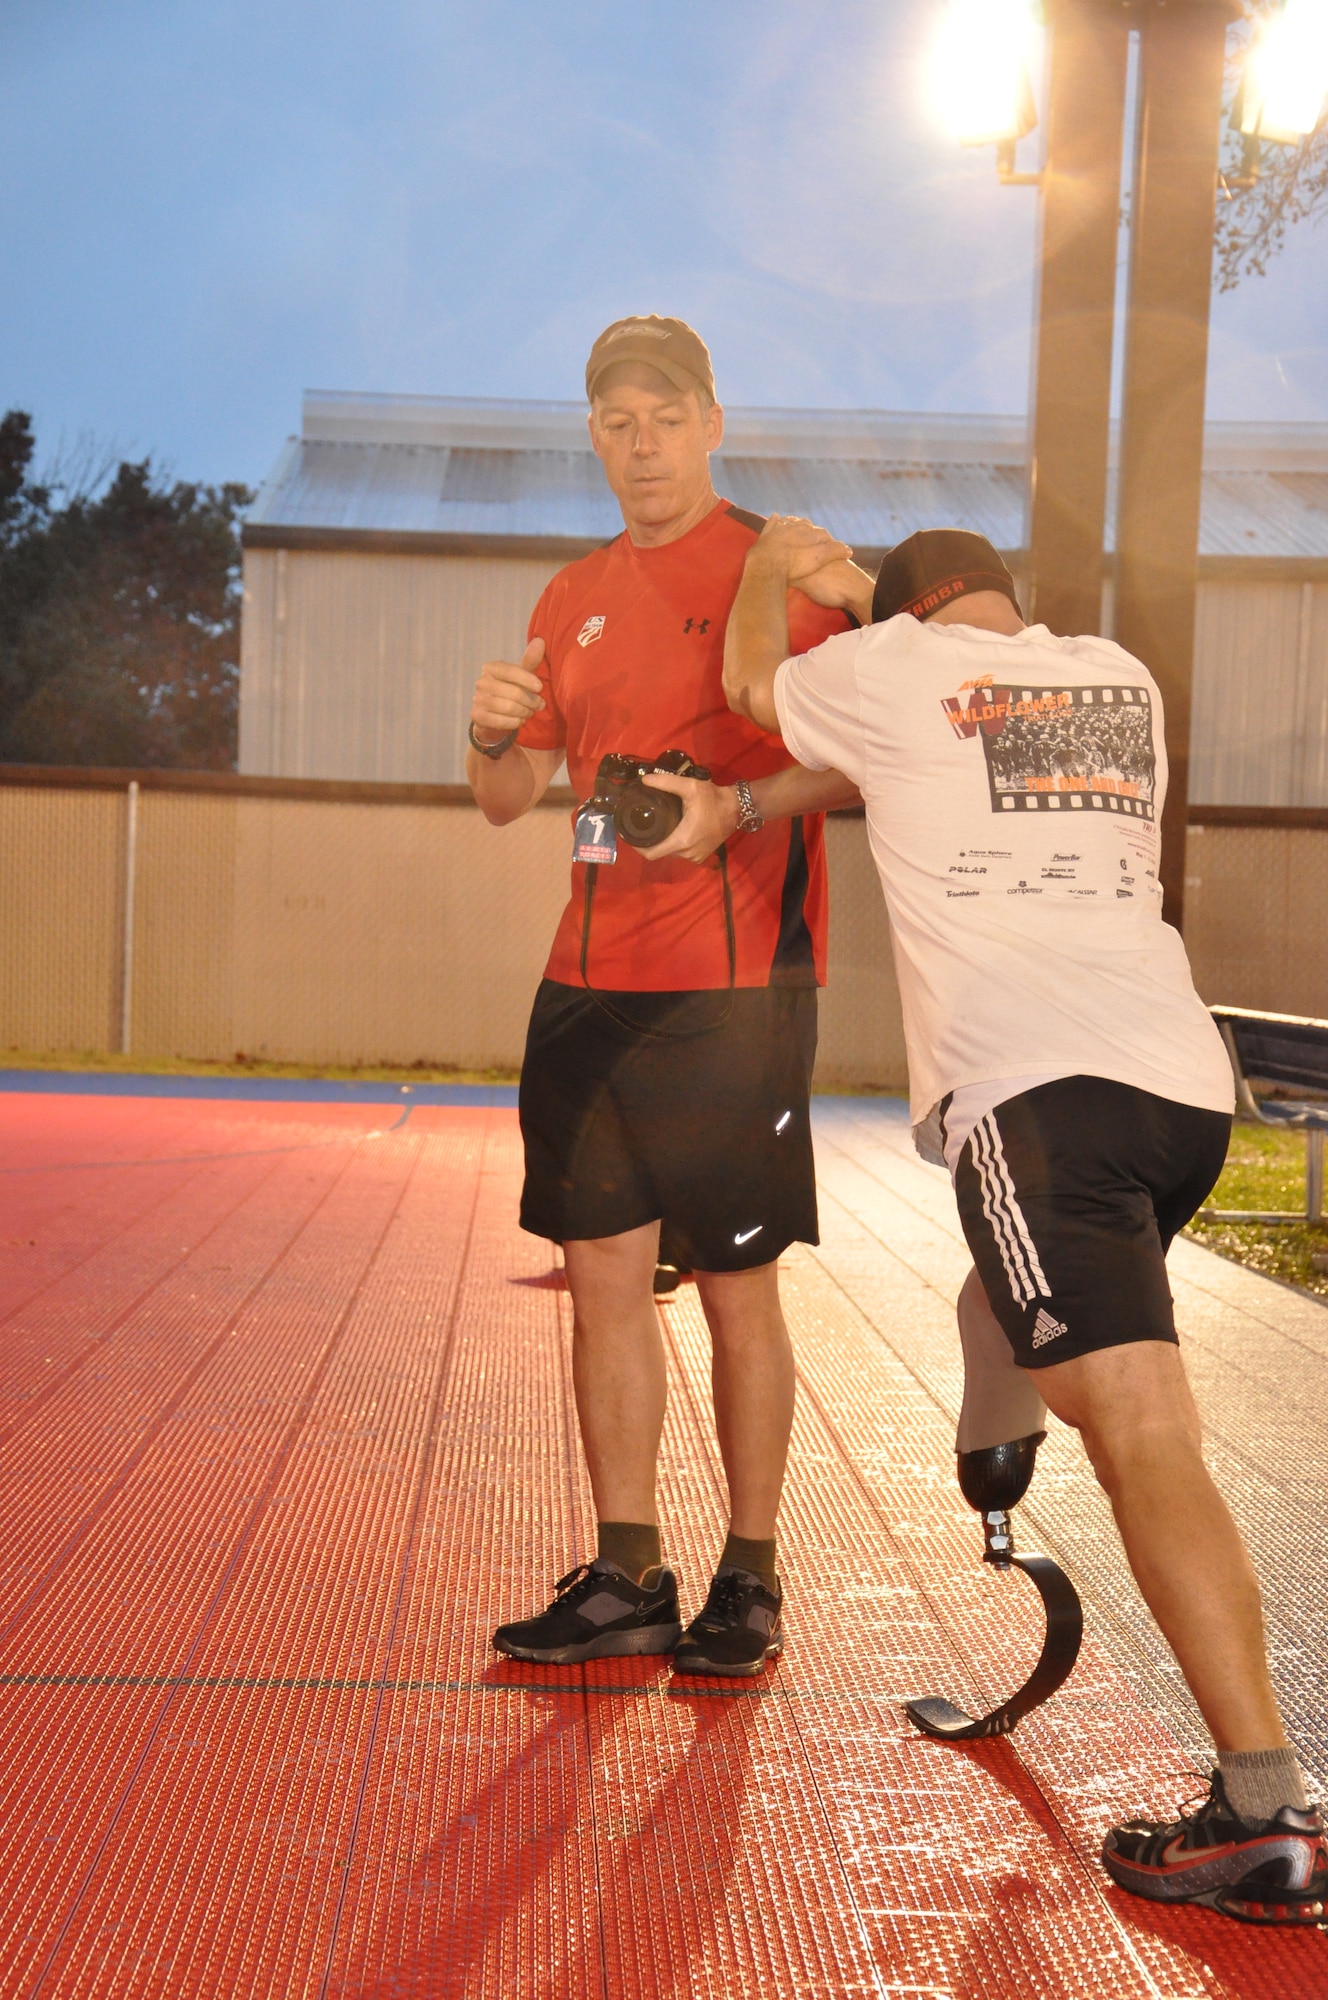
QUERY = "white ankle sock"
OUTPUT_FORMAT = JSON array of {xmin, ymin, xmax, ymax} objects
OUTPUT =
[{"xmin": 1218, "ymin": 1747, "xmax": 1309, "ymax": 1822}]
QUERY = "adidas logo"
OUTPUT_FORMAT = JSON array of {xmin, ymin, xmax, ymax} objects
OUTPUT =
[{"xmin": 1032, "ymin": 1307, "xmax": 1068, "ymax": 1349}]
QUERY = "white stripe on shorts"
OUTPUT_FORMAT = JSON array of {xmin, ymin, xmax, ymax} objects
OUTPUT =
[
  {"xmin": 971, "ymin": 1115, "xmax": 1034, "ymax": 1302},
  {"xmin": 971, "ymin": 1112, "xmax": 1052, "ymax": 1304}
]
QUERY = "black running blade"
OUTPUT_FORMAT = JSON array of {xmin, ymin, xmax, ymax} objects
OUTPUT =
[{"xmin": 904, "ymin": 1552, "xmax": 1083, "ymax": 1742}]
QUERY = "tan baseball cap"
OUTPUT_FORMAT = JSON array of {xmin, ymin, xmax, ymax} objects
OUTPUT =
[{"xmin": 585, "ymin": 315, "xmax": 716, "ymax": 403}]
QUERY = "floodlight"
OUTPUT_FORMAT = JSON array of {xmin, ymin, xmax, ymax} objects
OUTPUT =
[
  {"xmin": 929, "ymin": 0, "xmax": 1039, "ymax": 149},
  {"xmin": 1236, "ymin": 0, "xmax": 1328, "ymax": 145}
]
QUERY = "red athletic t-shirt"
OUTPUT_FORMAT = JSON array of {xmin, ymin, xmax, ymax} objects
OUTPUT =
[{"xmin": 517, "ymin": 498, "xmax": 851, "ymax": 992}]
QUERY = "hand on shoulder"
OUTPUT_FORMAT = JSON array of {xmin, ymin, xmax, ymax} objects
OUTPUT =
[{"xmin": 749, "ymin": 516, "xmax": 873, "ymax": 620}]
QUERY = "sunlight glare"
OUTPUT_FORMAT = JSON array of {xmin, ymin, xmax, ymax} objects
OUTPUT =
[
  {"xmin": 928, "ymin": 0, "xmax": 1039, "ymax": 147},
  {"xmin": 1240, "ymin": 0, "xmax": 1328, "ymax": 143}
]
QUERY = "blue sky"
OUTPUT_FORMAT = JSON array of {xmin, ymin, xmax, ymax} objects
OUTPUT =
[{"xmin": 2, "ymin": 0, "xmax": 1325, "ymax": 493}]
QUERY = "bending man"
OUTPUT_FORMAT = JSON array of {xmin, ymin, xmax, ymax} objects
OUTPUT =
[{"xmin": 716, "ymin": 517, "xmax": 1325, "ymax": 1925}]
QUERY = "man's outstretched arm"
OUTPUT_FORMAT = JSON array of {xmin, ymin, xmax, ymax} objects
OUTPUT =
[
  {"xmin": 638, "ymin": 760, "xmax": 862, "ymax": 867},
  {"xmin": 724, "ymin": 516, "xmax": 873, "ymax": 733}
]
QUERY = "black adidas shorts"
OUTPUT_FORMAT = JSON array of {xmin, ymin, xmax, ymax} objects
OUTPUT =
[
  {"xmin": 950, "ymin": 1076, "xmax": 1230, "ymax": 1370},
  {"xmin": 518, "ymin": 979, "xmax": 819, "ymax": 1271}
]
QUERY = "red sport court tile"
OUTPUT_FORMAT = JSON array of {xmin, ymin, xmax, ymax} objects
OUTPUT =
[{"xmin": 0, "ymin": 1091, "xmax": 1321, "ymax": 1998}]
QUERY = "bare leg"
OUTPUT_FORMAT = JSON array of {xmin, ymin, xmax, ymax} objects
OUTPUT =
[
  {"xmin": 694, "ymin": 1261, "xmax": 795, "ymax": 1541},
  {"xmin": 956, "ymin": 1266, "xmax": 1047, "ymax": 1453},
  {"xmin": 563, "ymin": 1222, "xmax": 666, "ymax": 1528},
  {"xmin": 1035, "ymin": 1338, "xmax": 1287, "ymax": 1753}
]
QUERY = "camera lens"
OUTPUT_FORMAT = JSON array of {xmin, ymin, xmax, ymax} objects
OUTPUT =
[{"xmin": 617, "ymin": 785, "xmax": 683, "ymax": 848}]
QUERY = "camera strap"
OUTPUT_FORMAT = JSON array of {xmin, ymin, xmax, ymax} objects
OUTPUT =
[{"xmin": 578, "ymin": 847, "xmax": 736, "ymax": 1039}]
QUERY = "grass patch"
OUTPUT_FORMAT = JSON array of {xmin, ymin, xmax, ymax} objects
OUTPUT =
[
  {"xmin": 0, "ymin": 1049, "xmax": 519, "ymax": 1086},
  {"xmin": 1184, "ymin": 1117, "xmax": 1328, "ymax": 1302},
  {"xmin": 813, "ymin": 1082, "xmax": 908, "ymax": 1098}
]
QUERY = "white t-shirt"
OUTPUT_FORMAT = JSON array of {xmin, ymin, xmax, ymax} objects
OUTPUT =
[{"xmin": 774, "ymin": 614, "xmax": 1234, "ymax": 1130}]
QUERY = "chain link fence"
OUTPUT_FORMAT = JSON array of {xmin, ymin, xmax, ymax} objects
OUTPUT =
[{"xmin": 0, "ymin": 772, "xmax": 1322, "ymax": 1087}]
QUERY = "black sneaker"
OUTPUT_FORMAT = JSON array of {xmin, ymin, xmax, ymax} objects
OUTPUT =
[
  {"xmin": 672, "ymin": 1567, "xmax": 784, "ymax": 1678},
  {"xmin": 1102, "ymin": 1770, "xmax": 1328, "ymax": 1926},
  {"xmin": 492, "ymin": 1561, "xmax": 682, "ymax": 1665}
]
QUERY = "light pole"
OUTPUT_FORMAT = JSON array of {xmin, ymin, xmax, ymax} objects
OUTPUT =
[
  {"xmin": 1025, "ymin": 0, "xmax": 1130, "ymax": 642},
  {"xmin": 1113, "ymin": 0, "xmax": 1236, "ymax": 930}
]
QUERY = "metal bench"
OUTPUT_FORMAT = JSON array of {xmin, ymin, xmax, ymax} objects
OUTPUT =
[{"xmin": 1205, "ymin": 1006, "xmax": 1328, "ymax": 1225}]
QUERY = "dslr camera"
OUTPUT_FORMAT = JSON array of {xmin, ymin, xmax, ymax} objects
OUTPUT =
[{"xmin": 591, "ymin": 750, "xmax": 711, "ymax": 849}]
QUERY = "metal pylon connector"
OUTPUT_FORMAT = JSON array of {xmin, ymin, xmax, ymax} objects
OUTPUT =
[{"xmin": 982, "ymin": 1507, "xmax": 1014, "ymax": 1566}]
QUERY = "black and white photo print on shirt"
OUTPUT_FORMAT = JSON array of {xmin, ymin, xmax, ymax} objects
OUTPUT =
[{"xmin": 941, "ymin": 682, "xmax": 1157, "ymax": 821}]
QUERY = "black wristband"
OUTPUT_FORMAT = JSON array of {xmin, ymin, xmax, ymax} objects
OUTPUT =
[{"xmin": 469, "ymin": 721, "xmax": 519, "ymax": 760}]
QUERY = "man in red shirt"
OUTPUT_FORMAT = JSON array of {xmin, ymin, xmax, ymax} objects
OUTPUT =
[{"xmin": 467, "ymin": 317, "xmax": 863, "ymax": 1676}]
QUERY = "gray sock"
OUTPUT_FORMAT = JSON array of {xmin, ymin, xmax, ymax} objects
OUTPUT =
[{"xmin": 1218, "ymin": 1747, "xmax": 1310, "ymax": 1822}]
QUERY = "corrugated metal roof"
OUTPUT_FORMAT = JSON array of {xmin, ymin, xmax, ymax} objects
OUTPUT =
[
  {"xmin": 251, "ymin": 440, "xmax": 625, "ymax": 542},
  {"xmin": 1196, "ymin": 469, "xmax": 1328, "ymax": 560},
  {"xmin": 244, "ymin": 394, "xmax": 1328, "ymax": 560},
  {"xmin": 721, "ymin": 457, "xmax": 1026, "ymax": 551}
]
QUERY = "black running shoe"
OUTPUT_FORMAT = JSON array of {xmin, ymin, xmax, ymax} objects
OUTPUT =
[
  {"xmin": 672, "ymin": 1567, "xmax": 784, "ymax": 1678},
  {"xmin": 492, "ymin": 1561, "xmax": 682, "ymax": 1665},
  {"xmin": 1102, "ymin": 1770, "xmax": 1328, "ymax": 1926}
]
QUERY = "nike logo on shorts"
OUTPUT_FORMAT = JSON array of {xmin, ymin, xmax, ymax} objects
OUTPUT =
[{"xmin": 734, "ymin": 1225, "xmax": 764, "ymax": 1245}]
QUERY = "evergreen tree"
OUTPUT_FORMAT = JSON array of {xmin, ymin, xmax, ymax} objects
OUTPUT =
[{"xmin": 0, "ymin": 412, "xmax": 251, "ymax": 769}]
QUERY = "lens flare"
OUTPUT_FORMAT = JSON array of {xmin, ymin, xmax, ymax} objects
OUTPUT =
[
  {"xmin": 1240, "ymin": 0, "xmax": 1328, "ymax": 143},
  {"xmin": 928, "ymin": 0, "xmax": 1039, "ymax": 147}
]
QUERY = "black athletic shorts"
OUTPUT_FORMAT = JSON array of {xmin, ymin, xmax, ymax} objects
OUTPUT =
[
  {"xmin": 950, "ymin": 1076, "xmax": 1231, "ymax": 1369},
  {"xmin": 518, "ymin": 979, "xmax": 819, "ymax": 1271}
]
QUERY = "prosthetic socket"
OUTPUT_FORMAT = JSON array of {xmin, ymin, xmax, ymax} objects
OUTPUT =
[{"xmin": 955, "ymin": 1266, "xmax": 1048, "ymax": 1561}]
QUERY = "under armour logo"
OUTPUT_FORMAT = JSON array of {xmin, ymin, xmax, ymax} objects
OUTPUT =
[{"xmin": 682, "ymin": 617, "xmax": 711, "ymax": 635}]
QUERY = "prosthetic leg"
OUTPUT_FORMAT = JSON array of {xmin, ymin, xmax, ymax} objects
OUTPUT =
[{"xmin": 905, "ymin": 1271, "xmax": 1083, "ymax": 1741}]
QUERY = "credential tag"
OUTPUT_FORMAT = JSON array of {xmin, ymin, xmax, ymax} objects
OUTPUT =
[{"xmin": 574, "ymin": 802, "xmax": 617, "ymax": 865}]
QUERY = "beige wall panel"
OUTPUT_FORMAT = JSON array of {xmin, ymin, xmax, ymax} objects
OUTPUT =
[
  {"xmin": 815, "ymin": 816, "xmax": 907, "ymax": 1092},
  {"xmin": 131, "ymin": 793, "xmax": 239, "ymax": 1060},
  {"xmin": 225, "ymin": 798, "xmax": 570, "ymax": 1067},
  {"xmin": 237, "ymin": 549, "xmax": 280, "ymax": 775},
  {"xmin": 1190, "ymin": 580, "xmax": 1328, "ymax": 806},
  {"xmin": 240, "ymin": 554, "xmax": 1328, "ymax": 805},
  {"xmin": 238, "ymin": 551, "xmax": 563, "ymax": 784},
  {"xmin": 1183, "ymin": 824, "xmax": 1328, "ymax": 1018},
  {"xmin": 0, "ymin": 787, "xmax": 123, "ymax": 1054},
  {"xmin": 1295, "ymin": 584, "xmax": 1328, "ymax": 805}
]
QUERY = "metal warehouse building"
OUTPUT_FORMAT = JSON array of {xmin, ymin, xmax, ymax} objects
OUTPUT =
[{"xmin": 239, "ymin": 390, "xmax": 1328, "ymax": 801}]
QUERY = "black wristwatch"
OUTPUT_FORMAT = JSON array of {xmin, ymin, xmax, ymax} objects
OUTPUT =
[
  {"xmin": 732, "ymin": 779, "xmax": 765, "ymax": 833},
  {"xmin": 469, "ymin": 720, "xmax": 519, "ymax": 760}
]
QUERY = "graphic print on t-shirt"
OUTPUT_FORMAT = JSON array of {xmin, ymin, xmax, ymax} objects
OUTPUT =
[{"xmin": 941, "ymin": 679, "xmax": 1157, "ymax": 822}]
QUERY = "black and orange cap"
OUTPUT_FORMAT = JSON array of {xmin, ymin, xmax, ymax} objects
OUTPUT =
[
  {"xmin": 585, "ymin": 315, "xmax": 716, "ymax": 402},
  {"xmin": 872, "ymin": 528, "xmax": 1021, "ymax": 625}
]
